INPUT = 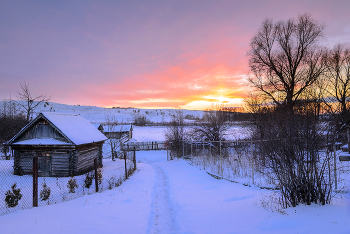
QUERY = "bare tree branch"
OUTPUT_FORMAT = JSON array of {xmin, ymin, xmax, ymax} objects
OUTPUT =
[{"xmin": 16, "ymin": 81, "xmax": 50, "ymax": 121}]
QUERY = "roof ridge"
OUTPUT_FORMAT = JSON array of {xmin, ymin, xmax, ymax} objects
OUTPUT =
[{"xmin": 42, "ymin": 112, "xmax": 80, "ymax": 116}]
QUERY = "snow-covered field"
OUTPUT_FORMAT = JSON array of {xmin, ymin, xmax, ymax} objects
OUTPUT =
[{"xmin": 0, "ymin": 151, "xmax": 349, "ymax": 234}]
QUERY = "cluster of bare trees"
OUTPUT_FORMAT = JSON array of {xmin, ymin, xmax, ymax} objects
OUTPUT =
[
  {"xmin": 0, "ymin": 100, "xmax": 28, "ymax": 159},
  {"xmin": 165, "ymin": 105, "xmax": 230, "ymax": 158},
  {"xmin": 246, "ymin": 13, "xmax": 350, "ymax": 207},
  {"xmin": 248, "ymin": 13, "xmax": 350, "ymax": 125},
  {"xmin": 132, "ymin": 112, "xmax": 148, "ymax": 126},
  {"xmin": 0, "ymin": 81, "xmax": 50, "ymax": 158},
  {"xmin": 192, "ymin": 105, "xmax": 230, "ymax": 142},
  {"xmin": 165, "ymin": 108, "xmax": 185, "ymax": 158}
]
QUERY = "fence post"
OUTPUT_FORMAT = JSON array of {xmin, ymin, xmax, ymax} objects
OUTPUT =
[
  {"xmin": 210, "ymin": 142, "xmax": 211, "ymax": 156},
  {"xmin": 133, "ymin": 147, "xmax": 136, "ymax": 170},
  {"xmin": 33, "ymin": 155, "xmax": 38, "ymax": 207},
  {"xmin": 333, "ymin": 145, "xmax": 337, "ymax": 190},
  {"xmin": 124, "ymin": 151, "xmax": 128, "ymax": 180},
  {"xmin": 182, "ymin": 141, "xmax": 185, "ymax": 158},
  {"xmin": 94, "ymin": 158, "xmax": 99, "ymax": 192},
  {"xmin": 203, "ymin": 140, "xmax": 205, "ymax": 170},
  {"xmin": 4, "ymin": 146, "xmax": 9, "ymax": 160},
  {"xmin": 251, "ymin": 140, "xmax": 254, "ymax": 185},
  {"xmin": 220, "ymin": 140, "xmax": 223, "ymax": 177},
  {"xmin": 191, "ymin": 141, "xmax": 193, "ymax": 158}
]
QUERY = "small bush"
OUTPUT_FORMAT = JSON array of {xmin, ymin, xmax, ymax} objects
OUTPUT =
[
  {"xmin": 40, "ymin": 181, "xmax": 51, "ymax": 201},
  {"xmin": 84, "ymin": 172, "xmax": 93, "ymax": 189},
  {"xmin": 5, "ymin": 183, "xmax": 22, "ymax": 208},
  {"xmin": 127, "ymin": 167, "xmax": 136, "ymax": 177},
  {"xmin": 97, "ymin": 167, "xmax": 103, "ymax": 186},
  {"xmin": 67, "ymin": 177, "xmax": 79, "ymax": 193}
]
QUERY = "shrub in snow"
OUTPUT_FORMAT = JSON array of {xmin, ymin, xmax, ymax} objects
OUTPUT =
[
  {"xmin": 97, "ymin": 168, "xmax": 103, "ymax": 186},
  {"xmin": 67, "ymin": 177, "xmax": 79, "ymax": 193},
  {"xmin": 5, "ymin": 183, "xmax": 22, "ymax": 208},
  {"xmin": 84, "ymin": 172, "xmax": 93, "ymax": 189},
  {"xmin": 40, "ymin": 181, "xmax": 51, "ymax": 201},
  {"xmin": 127, "ymin": 166, "xmax": 136, "ymax": 177}
]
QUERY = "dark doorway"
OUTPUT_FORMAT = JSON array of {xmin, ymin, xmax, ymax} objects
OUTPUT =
[{"xmin": 38, "ymin": 153, "xmax": 51, "ymax": 177}]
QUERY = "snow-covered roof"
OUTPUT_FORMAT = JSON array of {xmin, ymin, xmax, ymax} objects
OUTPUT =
[
  {"xmin": 12, "ymin": 138, "xmax": 71, "ymax": 145},
  {"xmin": 91, "ymin": 123, "xmax": 101, "ymax": 129},
  {"xmin": 41, "ymin": 112, "xmax": 107, "ymax": 145},
  {"xmin": 10, "ymin": 112, "xmax": 107, "ymax": 146},
  {"xmin": 103, "ymin": 124, "xmax": 132, "ymax": 133}
]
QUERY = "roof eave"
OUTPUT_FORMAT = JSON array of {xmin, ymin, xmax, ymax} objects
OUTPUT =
[{"xmin": 8, "ymin": 113, "xmax": 44, "ymax": 145}]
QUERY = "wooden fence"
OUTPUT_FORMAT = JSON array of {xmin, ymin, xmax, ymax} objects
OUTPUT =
[{"xmin": 121, "ymin": 141, "xmax": 167, "ymax": 151}]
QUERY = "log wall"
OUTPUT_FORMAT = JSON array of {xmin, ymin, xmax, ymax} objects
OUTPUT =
[
  {"xmin": 13, "ymin": 148, "xmax": 72, "ymax": 177},
  {"xmin": 75, "ymin": 143, "xmax": 103, "ymax": 175},
  {"xmin": 12, "ymin": 142, "xmax": 104, "ymax": 177}
]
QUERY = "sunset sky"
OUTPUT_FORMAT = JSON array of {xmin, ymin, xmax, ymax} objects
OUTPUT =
[{"xmin": 1, "ymin": 0, "xmax": 350, "ymax": 110}]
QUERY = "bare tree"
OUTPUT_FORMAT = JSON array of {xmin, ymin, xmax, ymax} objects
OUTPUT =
[
  {"xmin": 165, "ymin": 108, "xmax": 185, "ymax": 158},
  {"xmin": 104, "ymin": 114, "xmax": 128, "ymax": 160},
  {"xmin": 16, "ymin": 81, "xmax": 50, "ymax": 121},
  {"xmin": 191, "ymin": 104, "xmax": 229, "ymax": 142},
  {"xmin": 325, "ymin": 44, "xmax": 350, "ymax": 122},
  {"xmin": 248, "ymin": 13, "xmax": 328, "ymax": 112},
  {"xmin": 246, "ymin": 14, "xmax": 334, "ymax": 208}
]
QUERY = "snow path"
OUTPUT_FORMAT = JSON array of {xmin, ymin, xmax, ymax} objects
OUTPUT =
[{"xmin": 147, "ymin": 165, "xmax": 178, "ymax": 234}]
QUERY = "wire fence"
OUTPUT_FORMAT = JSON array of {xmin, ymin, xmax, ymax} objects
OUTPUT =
[
  {"xmin": 171, "ymin": 140, "xmax": 350, "ymax": 192},
  {"xmin": 0, "ymin": 149, "xmax": 136, "ymax": 216}
]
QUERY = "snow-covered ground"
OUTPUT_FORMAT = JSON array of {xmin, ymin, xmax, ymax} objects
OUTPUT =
[
  {"xmin": 0, "ymin": 158, "xmax": 134, "ymax": 216},
  {"xmin": 132, "ymin": 126, "xmax": 168, "ymax": 142},
  {"xmin": 0, "ymin": 151, "xmax": 349, "ymax": 234}
]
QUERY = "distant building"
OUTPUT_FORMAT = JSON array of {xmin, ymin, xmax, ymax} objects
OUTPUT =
[
  {"xmin": 9, "ymin": 113, "xmax": 107, "ymax": 177},
  {"xmin": 98, "ymin": 124, "xmax": 133, "ymax": 140}
]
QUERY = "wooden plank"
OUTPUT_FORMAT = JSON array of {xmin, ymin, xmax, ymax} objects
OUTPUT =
[
  {"xmin": 94, "ymin": 158, "xmax": 98, "ymax": 192},
  {"xmin": 33, "ymin": 156, "xmax": 38, "ymax": 207},
  {"xmin": 339, "ymin": 156, "xmax": 350, "ymax": 161},
  {"xmin": 75, "ymin": 146, "xmax": 98, "ymax": 174}
]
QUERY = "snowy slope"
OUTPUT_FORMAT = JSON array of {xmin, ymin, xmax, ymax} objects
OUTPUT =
[{"xmin": 3, "ymin": 100, "xmax": 204, "ymax": 123}]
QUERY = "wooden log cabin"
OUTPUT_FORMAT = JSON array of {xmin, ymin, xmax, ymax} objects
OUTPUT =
[
  {"xmin": 100, "ymin": 124, "xmax": 133, "ymax": 139},
  {"xmin": 9, "ymin": 112, "xmax": 107, "ymax": 177}
]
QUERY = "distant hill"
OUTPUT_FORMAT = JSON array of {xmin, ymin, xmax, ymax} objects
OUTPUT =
[{"xmin": 0, "ymin": 100, "xmax": 204, "ymax": 123}]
